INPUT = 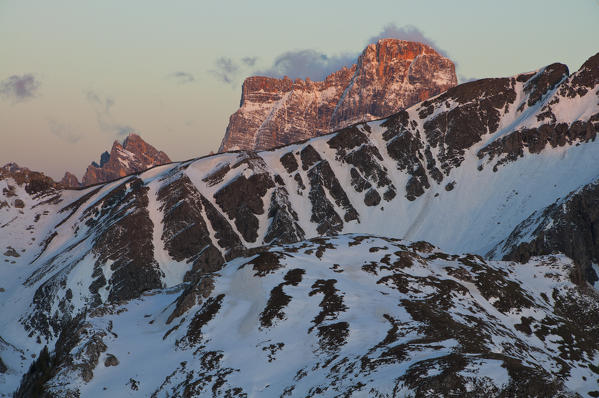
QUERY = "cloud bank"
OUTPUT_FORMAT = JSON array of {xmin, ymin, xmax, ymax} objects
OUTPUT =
[
  {"xmin": 211, "ymin": 23, "xmax": 451, "ymax": 85},
  {"xmin": 254, "ymin": 50, "xmax": 356, "ymax": 81},
  {"xmin": 368, "ymin": 23, "xmax": 449, "ymax": 57},
  {"xmin": 255, "ymin": 23, "xmax": 451, "ymax": 81},
  {"xmin": 0, "ymin": 74, "xmax": 41, "ymax": 103}
]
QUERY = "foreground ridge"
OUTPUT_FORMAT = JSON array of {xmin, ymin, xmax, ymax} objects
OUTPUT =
[{"xmin": 15, "ymin": 235, "xmax": 599, "ymax": 397}]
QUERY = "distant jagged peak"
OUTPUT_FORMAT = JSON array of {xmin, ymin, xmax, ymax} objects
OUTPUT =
[
  {"xmin": 1, "ymin": 162, "xmax": 30, "ymax": 174},
  {"xmin": 81, "ymin": 133, "xmax": 171, "ymax": 186},
  {"xmin": 59, "ymin": 171, "xmax": 80, "ymax": 188},
  {"xmin": 0, "ymin": 162, "xmax": 59, "ymax": 194}
]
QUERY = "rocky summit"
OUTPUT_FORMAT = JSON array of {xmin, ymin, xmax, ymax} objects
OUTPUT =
[
  {"xmin": 219, "ymin": 39, "xmax": 457, "ymax": 152},
  {"xmin": 1, "ymin": 51, "xmax": 599, "ymax": 397},
  {"xmin": 1, "ymin": 134, "xmax": 170, "ymax": 192},
  {"xmin": 58, "ymin": 172, "xmax": 80, "ymax": 188},
  {"xmin": 79, "ymin": 133, "xmax": 171, "ymax": 187}
]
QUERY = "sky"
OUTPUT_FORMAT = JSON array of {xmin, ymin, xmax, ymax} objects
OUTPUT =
[{"xmin": 1, "ymin": 0, "xmax": 598, "ymax": 180}]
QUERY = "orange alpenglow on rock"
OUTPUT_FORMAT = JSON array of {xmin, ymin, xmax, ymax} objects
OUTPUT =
[
  {"xmin": 219, "ymin": 39, "xmax": 457, "ymax": 152},
  {"xmin": 81, "ymin": 133, "xmax": 171, "ymax": 186},
  {"xmin": 59, "ymin": 171, "xmax": 80, "ymax": 188}
]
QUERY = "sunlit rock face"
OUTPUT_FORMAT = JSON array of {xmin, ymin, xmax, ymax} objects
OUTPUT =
[
  {"xmin": 81, "ymin": 133, "xmax": 171, "ymax": 186},
  {"xmin": 219, "ymin": 39, "xmax": 457, "ymax": 152}
]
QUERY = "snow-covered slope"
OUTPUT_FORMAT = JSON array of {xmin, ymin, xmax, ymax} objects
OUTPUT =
[
  {"xmin": 1, "ymin": 52, "xmax": 599, "ymax": 396},
  {"xmin": 14, "ymin": 235, "xmax": 599, "ymax": 397},
  {"xmin": 489, "ymin": 178, "xmax": 599, "ymax": 284}
]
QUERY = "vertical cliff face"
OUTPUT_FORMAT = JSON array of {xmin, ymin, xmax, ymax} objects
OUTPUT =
[
  {"xmin": 330, "ymin": 39, "xmax": 457, "ymax": 129},
  {"xmin": 81, "ymin": 134, "xmax": 171, "ymax": 186},
  {"xmin": 219, "ymin": 39, "xmax": 457, "ymax": 152}
]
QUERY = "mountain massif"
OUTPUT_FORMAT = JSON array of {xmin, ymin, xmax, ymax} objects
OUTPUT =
[
  {"xmin": 59, "ymin": 133, "xmax": 171, "ymax": 187},
  {"xmin": 219, "ymin": 39, "xmax": 457, "ymax": 151},
  {"xmin": 1, "ymin": 50, "xmax": 599, "ymax": 397}
]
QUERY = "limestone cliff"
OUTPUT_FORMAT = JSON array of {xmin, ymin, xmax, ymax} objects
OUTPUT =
[{"xmin": 219, "ymin": 39, "xmax": 457, "ymax": 151}]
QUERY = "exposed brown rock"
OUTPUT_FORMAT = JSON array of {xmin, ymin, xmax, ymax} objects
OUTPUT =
[
  {"xmin": 260, "ymin": 268, "xmax": 305, "ymax": 328},
  {"xmin": 59, "ymin": 172, "xmax": 80, "ymax": 188},
  {"xmin": 3, "ymin": 246, "xmax": 20, "ymax": 257},
  {"xmin": 524, "ymin": 63, "xmax": 569, "ymax": 106},
  {"xmin": 213, "ymin": 172, "xmax": 275, "ymax": 243},
  {"xmin": 0, "ymin": 162, "xmax": 59, "ymax": 195},
  {"xmin": 264, "ymin": 187, "xmax": 305, "ymax": 245},
  {"xmin": 81, "ymin": 133, "xmax": 170, "ymax": 186},
  {"xmin": 83, "ymin": 177, "xmax": 163, "ymax": 303},
  {"xmin": 103, "ymin": 354, "xmax": 119, "ymax": 367},
  {"xmin": 496, "ymin": 180, "xmax": 599, "ymax": 285},
  {"xmin": 364, "ymin": 188, "xmax": 381, "ymax": 207},
  {"xmin": 219, "ymin": 39, "xmax": 457, "ymax": 151}
]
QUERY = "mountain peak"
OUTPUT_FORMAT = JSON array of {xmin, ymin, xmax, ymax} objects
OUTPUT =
[
  {"xmin": 0, "ymin": 162, "xmax": 58, "ymax": 194},
  {"xmin": 122, "ymin": 132, "xmax": 143, "ymax": 147},
  {"xmin": 59, "ymin": 171, "xmax": 80, "ymax": 188},
  {"xmin": 567, "ymin": 51, "xmax": 599, "ymax": 96},
  {"xmin": 81, "ymin": 134, "xmax": 171, "ymax": 186},
  {"xmin": 219, "ymin": 40, "xmax": 457, "ymax": 152},
  {"xmin": 1, "ymin": 162, "xmax": 26, "ymax": 174},
  {"xmin": 366, "ymin": 38, "xmax": 440, "ymax": 59}
]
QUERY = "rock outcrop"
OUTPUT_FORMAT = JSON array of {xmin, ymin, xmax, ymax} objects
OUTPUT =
[
  {"xmin": 490, "ymin": 180, "xmax": 599, "ymax": 285},
  {"xmin": 0, "ymin": 163, "xmax": 59, "ymax": 195},
  {"xmin": 219, "ymin": 39, "xmax": 457, "ymax": 151},
  {"xmin": 81, "ymin": 133, "xmax": 171, "ymax": 186},
  {"xmin": 59, "ymin": 172, "xmax": 80, "ymax": 188}
]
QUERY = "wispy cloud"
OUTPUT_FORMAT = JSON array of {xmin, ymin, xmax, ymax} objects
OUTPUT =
[
  {"xmin": 48, "ymin": 119, "xmax": 83, "ymax": 143},
  {"xmin": 213, "ymin": 24, "xmax": 450, "ymax": 85},
  {"xmin": 167, "ymin": 71, "xmax": 195, "ymax": 84},
  {"xmin": 86, "ymin": 90, "xmax": 114, "ymax": 113},
  {"xmin": 253, "ymin": 24, "xmax": 449, "ymax": 82},
  {"xmin": 255, "ymin": 50, "xmax": 355, "ymax": 81},
  {"xmin": 85, "ymin": 90, "xmax": 135, "ymax": 137},
  {"xmin": 241, "ymin": 56, "xmax": 258, "ymax": 67},
  {"xmin": 0, "ymin": 74, "xmax": 41, "ymax": 103},
  {"xmin": 210, "ymin": 57, "xmax": 240, "ymax": 85}
]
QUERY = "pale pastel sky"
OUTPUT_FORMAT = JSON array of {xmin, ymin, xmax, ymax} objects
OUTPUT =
[{"xmin": 1, "ymin": 0, "xmax": 598, "ymax": 180}]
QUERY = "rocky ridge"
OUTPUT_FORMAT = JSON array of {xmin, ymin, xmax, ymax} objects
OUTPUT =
[
  {"xmin": 0, "ymin": 163, "xmax": 60, "ymax": 194},
  {"xmin": 490, "ymin": 178, "xmax": 599, "ymax": 285},
  {"xmin": 81, "ymin": 133, "xmax": 171, "ymax": 186},
  {"xmin": 219, "ymin": 39, "xmax": 457, "ymax": 151},
  {"xmin": 58, "ymin": 133, "xmax": 171, "ymax": 188},
  {"xmin": 14, "ymin": 236, "xmax": 599, "ymax": 397}
]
